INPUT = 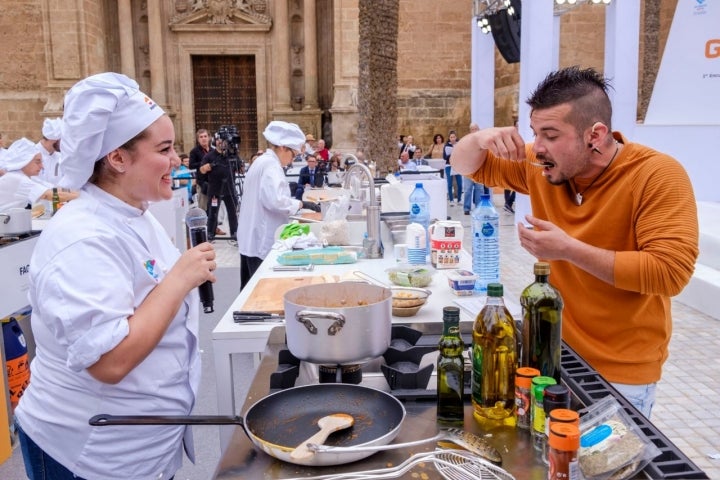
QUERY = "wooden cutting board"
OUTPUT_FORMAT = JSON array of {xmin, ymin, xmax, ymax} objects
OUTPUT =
[{"xmin": 241, "ymin": 275, "xmax": 336, "ymax": 314}]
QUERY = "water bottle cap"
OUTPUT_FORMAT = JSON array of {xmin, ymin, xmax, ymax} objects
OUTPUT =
[{"xmin": 415, "ymin": 182, "xmax": 423, "ymax": 188}]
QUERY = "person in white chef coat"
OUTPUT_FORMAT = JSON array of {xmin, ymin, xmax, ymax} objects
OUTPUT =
[
  {"xmin": 36, "ymin": 117, "xmax": 63, "ymax": 184},
  {"xmin": 0, "ymin": 137, "xmax": 77, "ymax": 212},
  {"xmin": 14, "ymin": 72, "xmax": 217, "ymax": 479},
  {"xmin": 237, "ymin": 120, "xmax": 319, "ymax": 289}
]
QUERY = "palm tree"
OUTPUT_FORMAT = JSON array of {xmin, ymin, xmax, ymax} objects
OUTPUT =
[{"xmin": 357, "ymin": 0, "xmax": 399, "ymax": 175}]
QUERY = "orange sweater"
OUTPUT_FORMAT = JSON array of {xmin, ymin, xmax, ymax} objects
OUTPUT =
[{"xmin": 472, "ymin": 132, "xmax": 699, "ymax": 384}]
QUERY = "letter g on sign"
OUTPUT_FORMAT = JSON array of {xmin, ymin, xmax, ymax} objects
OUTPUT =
[{"xmin": 706, "ymin": 39, "xmax": 720, "ymax": 58}]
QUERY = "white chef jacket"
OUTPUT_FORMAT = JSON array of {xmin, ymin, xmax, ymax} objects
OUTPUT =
[
  {"xmin": 237, "ymin": 150, "xmax": 300, "ymax": 258},
  {"xmin": 16, "ymin": 184, "xmax": 201, "ymax": 480},
  {"xmin": 36, "ymin": 141, "xmax": 63, "ymax": 184},
  {"xmin": 0, "ymin": 171, "xmax": 48, "ymax": 211}
]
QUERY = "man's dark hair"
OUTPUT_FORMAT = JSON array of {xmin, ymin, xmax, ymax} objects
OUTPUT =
[{"xmin": 526, "ymin": 66, "xmax": 614, "ymax": 134}]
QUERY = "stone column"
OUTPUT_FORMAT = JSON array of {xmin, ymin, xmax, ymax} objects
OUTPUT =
[
  {"xmin": 275, "ymin": 0, "xmax": 291, "ymax": 110},
  {"xmin": 146, "ymin": 0, "xmax": 166, "ymax": 106},
  {"xmin": 117, "ymin": 0, "xmax": 135, "ymax": 77},
  {"xmin": 303, "ymin": 0, "xmax": 319, "ymax": 110}
]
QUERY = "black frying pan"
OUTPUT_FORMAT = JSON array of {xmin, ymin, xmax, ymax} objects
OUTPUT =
[{"xmin": 90, "ymin": 383, "xmax": 405, "ymax": 466}]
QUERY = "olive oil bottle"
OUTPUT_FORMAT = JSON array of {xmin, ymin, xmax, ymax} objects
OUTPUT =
[
  {"xmin": 472, "ymin": 283, "xmax": 517, "ymax": 426},
  {"xmin": 520, "ymin": 262, "xmax": 563, "ymax": 383},
  {"xmin": 437, "ymin": 306, "xmax": 465, "ymax": 424}
]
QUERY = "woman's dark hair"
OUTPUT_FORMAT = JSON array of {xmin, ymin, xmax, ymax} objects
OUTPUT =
[
  {"xmin": 433, "ymin": 133, "xmax": 444, "ymax": 143},
  {"xmin": 89, "ymin": 127, "xmax": 151, "ymax": 184},
  {"xmin": 527, "ymin": 66, "xmax": 613, "ymax": 133}
]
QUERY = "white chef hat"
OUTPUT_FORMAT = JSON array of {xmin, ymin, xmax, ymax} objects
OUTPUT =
[
  {"xmin": 0, "ymin": 148, "xmax": 7, "ymax": 170},
  {"xmin": 262, "ymin": 121, "xmax": 305, "ymax": 151},
  {"xmin": 42, "ymin": 117, "xmax": 63, "ymax": 140},
  {"xmin": 58, "ymin": 72, "xmax": 165, "ymax": 189},
  {"xmin": 4, "ymin": 138, "xmax": 41, "ymax": 171}
]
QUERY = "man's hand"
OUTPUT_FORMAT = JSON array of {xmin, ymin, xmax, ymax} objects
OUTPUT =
[
  {"xmin": 517, "ymin": 215, "xmax": 573, "ymax": 261},
  {"xmin": 199, "ymin": 163, "xmax": 212, "ymax": 174}
]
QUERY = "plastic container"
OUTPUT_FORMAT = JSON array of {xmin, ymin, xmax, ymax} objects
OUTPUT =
[
  {"xmin": 531, "ymin": 375, "xmax": 557, "ymax": 453},
  {"xmin": 408, "ymin": 183, "xmax": 431, "ymax": 257},
  {"xmin": 446, "ymin": 269, "xmax": 477, "ymax": 296},
  {"xmin": 471, "ymin": 193, "xmax": 500, "ymax": 292},
  {"xmin": 386, "ymin": 264, "xmax": 434, "ymax": 288},
  {"xmin": 515, "ymin": 366, "xmax": 541, "ymax": 430},
  {"xmin": 548, "ymin": 423, "xmax": 581, "ymax": 479},
  {"xmin": 2, "ymin": 318, "xmax": 30, "ymax": 410},
  {"xmin": 405, "ymin": 223, "xmax": 427, "ymax": 265}
]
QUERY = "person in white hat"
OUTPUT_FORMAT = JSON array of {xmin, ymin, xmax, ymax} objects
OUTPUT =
[
  {"xmin": 237, "ymin": 120, "xmax": 320, "ymax": 289},
  {"xmin": 0, "ymin": 137, "xmax": 77, "ymax": 212},
  {"xmin": 15, "ymin": 73, "xmax": 216, "ymax": 480},
  {"xmin": 36, "ymin": 117, "xmax": 64, "ymax": 184}
]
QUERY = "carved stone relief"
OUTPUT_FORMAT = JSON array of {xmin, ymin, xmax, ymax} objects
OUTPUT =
[{"xmin": 171, "ymin": 0, "xmax": 271, "ymax": 25}]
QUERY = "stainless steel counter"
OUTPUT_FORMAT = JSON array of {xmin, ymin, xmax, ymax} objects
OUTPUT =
[{"xmin": 212, "ymin": 324, "xmax": 708, "ymax": 479}]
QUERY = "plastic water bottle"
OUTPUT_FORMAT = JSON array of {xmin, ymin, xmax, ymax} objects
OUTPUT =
[
  {"xmin": 408, "ymin": 182, "xmax": 431, "ymax": 256},
  {"xmin": 471, "ymin": 193, "xmax": 500, "ymax": 292}
]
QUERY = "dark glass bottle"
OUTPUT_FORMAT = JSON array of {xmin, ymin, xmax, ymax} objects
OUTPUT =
[
  {"xmin": 52, "ymin": 187, "xmax": 60, "ymax": 214},
  {"xmin": 520, "ymin": 262, "xmax": 563, "ymax": 384},
  {"xmin": 437, "ymin": 306, "xmax": 465, "ymax": 424},
  {"xmin": 472, "ymin": 283, "xmax": 517, "ymax": 426}
]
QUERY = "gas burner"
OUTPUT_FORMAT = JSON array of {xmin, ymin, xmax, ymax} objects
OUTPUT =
[{"xmin": 267, "ymin": 326, "xmax": 462, "ymax": 396}]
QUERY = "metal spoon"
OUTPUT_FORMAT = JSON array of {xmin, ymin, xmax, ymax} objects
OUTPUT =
[
  {"xmin": 290, "ymin": 413, "xmax": 355, "ymax": 461},
  {"xmin": 273, "ymin": 264, "xmax": 315, "ymax": 272}
]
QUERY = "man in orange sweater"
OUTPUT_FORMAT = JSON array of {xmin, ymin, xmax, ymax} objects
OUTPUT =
[{"xmin": 451, "ymin": 66, "xmax": 698, "ymax": 418}]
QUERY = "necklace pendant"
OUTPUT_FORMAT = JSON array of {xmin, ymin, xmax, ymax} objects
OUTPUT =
[{"xmin": 575, "ymin": 192, "xmax": 583, "ymax": 206}]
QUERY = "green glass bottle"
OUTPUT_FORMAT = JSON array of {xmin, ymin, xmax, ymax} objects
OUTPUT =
[
  {"xmin": 437, "ymin": 306, "xmax": 465, "ymax": 424},
  {"xmin": 520, "ymin": 262, "xmax": 563, "ymax": 384},
  {"xmin": 472, "ymin": 283, "xmax": 517, "ymax": 426}
]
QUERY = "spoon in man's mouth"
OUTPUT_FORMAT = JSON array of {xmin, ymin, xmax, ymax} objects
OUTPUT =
[{"xmin": 528, "ymin": 160, "xmax": 554, "ymax": 168}]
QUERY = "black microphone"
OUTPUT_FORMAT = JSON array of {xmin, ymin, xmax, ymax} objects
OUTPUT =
[{"xmin": 185, "ymin": 207, "xmax": 214, "ymax": 314}]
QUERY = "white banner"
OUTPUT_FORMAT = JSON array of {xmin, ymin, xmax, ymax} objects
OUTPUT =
[{"xmin": 645, "ymin": 0, "xmax": 720, "ymax": 125}]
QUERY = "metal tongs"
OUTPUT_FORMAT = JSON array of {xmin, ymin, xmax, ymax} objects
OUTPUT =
[{"xmin": 232, "ymin": 311, "xmax": 284, "ymax": 324}]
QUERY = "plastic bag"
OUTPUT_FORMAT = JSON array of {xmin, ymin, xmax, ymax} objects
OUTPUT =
[
  {"xmin": 323, "ymin": 194, "xmax": 350, "ymax": 222},
  {"xmin": 319, "ymin": 220, "xmax": 350, "ymax": 246},
  {"xmin": 578, "ymin": 395, "xmax": 661, "ymax": 480}
]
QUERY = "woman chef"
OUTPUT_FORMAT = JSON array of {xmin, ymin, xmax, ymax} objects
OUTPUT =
[
  {"xmin": 15, "ymin": 73, "xmax": 216, "ymax": 479},
  {"xmin": 0, "ymin": 138, "xmax": 77, "ymax": 212},
  {"xmin": 237, "ymin": 121, "xmax": 318, "ymax": 289}
]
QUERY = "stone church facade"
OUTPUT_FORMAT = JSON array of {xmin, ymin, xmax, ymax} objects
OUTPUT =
[{"xmin": 0, "ymin": 0, "xmax": 676, "ymax": 160}]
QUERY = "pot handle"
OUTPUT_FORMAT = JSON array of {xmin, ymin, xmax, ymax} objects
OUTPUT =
[
  {"xmin": 0, "ymin": 214, "xmax": 9, "ymax": 225},
  {"xmin": 295, "ymin": 310, "xmax": 346, "ymax": 336}
]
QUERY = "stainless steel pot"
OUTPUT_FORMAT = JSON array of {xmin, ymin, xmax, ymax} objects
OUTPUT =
[
  {"xmin": 284, "ymin": 282, "xmax": 392, "ymax": 364},
  {"xmin": 0, "ymin": 208, "xmax": 32, "ymax": 236}
]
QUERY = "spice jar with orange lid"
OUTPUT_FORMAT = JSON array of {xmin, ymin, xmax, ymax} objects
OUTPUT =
[
  {"xmin": 515, "ymin": 366, "xmax": 540, "ymax": 430},
  {"xmin": 548, "ymin": 423, "xmax": 581, "ymax": 480}
]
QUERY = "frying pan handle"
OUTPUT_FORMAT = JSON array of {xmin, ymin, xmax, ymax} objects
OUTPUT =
[
  {"xmin": 295, "ymin": 311, "xmax": 346, "ymax": 336},
  {"xmin": 89, "ymin": 414, "xmax": 244, "ymax": 426}
]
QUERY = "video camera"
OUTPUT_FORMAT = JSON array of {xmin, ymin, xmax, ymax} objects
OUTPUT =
[{"xmin": 215, "ymin": 125, "xmax": 241, "ymax": 156}]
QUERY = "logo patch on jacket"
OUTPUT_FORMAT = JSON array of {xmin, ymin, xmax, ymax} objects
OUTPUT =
[{"xmin": 144, "ymin": 259, "xmax": 159, "ymax": 280}]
